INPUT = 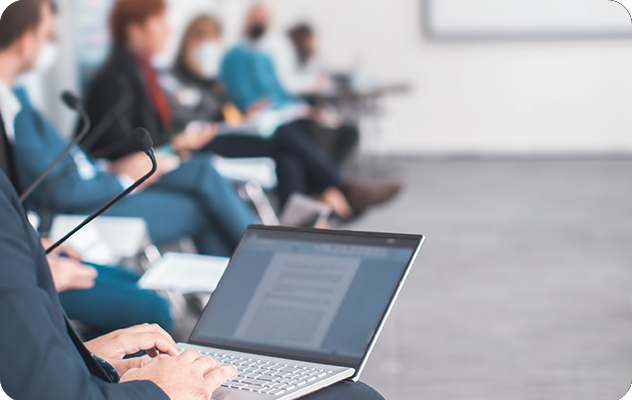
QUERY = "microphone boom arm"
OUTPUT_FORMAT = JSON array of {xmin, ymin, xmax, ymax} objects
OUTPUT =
[{"xmin": 45, "ymin": 150, "xmax": 157, "ymax": 255}]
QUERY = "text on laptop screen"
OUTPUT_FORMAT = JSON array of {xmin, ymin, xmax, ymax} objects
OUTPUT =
[{"xmin": 190, "ymin": 228, "xmax": 419, "ymax": 369}]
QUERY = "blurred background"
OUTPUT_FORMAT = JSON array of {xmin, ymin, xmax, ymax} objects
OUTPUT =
[
  {"xmin": 24, "ymin": 0, "xmax": 632, "ymax": 399},
  {"xmin": 34, "ymin": 0, "xmax": 632, "ymax": 155}
]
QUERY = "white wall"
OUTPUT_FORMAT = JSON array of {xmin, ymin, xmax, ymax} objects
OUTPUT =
[{"xmin": 261, "ymin": 0, "xmax": 632, "ymax": 155}]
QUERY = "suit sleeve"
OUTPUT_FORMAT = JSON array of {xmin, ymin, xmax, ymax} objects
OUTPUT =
[
  {"xmin": 0, "ymin": 176, "xmax": 169, "ymax": 400},
  {"xmin": 13, "ymin": 94, "xmax": 125, "ymax": 213}
]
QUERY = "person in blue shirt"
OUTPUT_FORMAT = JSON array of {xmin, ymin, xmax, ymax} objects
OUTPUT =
[
  {"xmin": 218, "ymin": 4, "xmax": 403, "ymax": 215},
  {"xmin": 14, "ymin": 87, "xmax": 255, "ymax": 257},
  {"xmin": 218, "ymin": 0, "xmax": 364, "ymax": 169},
  {"xmin": 219, "ymin": 3, "xmax": 315, "ymax": 114}
]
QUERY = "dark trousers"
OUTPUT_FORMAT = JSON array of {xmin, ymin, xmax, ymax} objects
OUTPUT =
[
  {"xmin": 207, "ymin": 121, "xmax": 342, "ymax": 207},
  {"xmin": 291, "ymin": 119, "xmax": 359, "ymax": 166},
  {"xmin": 104, "ymin": 156, "xmax": 255, "ymax": 257},
  {"xmin": 302, "ymin": 381, "xmax": 385, "ymax": 400}
]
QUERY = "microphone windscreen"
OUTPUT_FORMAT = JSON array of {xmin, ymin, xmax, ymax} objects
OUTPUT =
[
  {"xmin": 61, "ymin": 91, "xmax": 81, "ymax": 110},
  {"xmin": 132, "ymin": 128, "xmax": 154, "ymax": 152}
]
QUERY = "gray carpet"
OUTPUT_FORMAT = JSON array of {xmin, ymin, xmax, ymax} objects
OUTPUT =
[{"xmin": 345, "ymin": 157, "xmax": 632, "ymax": 400}]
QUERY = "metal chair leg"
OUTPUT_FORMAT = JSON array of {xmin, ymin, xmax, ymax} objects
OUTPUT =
[{"xmin": 244, "ymin": 181, "xmax": 281, "ymax": 226}]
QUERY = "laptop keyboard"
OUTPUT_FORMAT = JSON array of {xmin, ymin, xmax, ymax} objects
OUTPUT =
[{"xmin": 179, "ymin": 348, "xmax": 334, "ymax": 396}]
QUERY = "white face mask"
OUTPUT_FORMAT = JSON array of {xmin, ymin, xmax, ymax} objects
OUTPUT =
[
  {"xmin": 33, "ymin": 42, "xmax": 58, "ymax": 73},
  {"xmin": 195, "ymin": 41, "xmax": 224, "ymax": 78}
]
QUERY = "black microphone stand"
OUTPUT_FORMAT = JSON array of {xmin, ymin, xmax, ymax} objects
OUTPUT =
[{"xmin": 46, "ymin": 147, "xmax": 157, "ymax": 254}]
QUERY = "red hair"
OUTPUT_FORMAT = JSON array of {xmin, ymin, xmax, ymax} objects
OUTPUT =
[{"xmin": 109, "ymin": 0, "xmax": 166, "ymax": 46}]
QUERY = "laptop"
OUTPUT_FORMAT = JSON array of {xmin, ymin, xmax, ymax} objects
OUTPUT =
[{"xmin": 177, "ymin": 225, "xmax": 424, "ymax": 400}]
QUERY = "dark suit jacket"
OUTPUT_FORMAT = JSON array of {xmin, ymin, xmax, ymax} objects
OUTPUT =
[
  {"xmin": 82, "ymin": 46, "xmax": 172, "ymax": 161},
  {"xmin": 0, "ymin": 170, "xmax": 168, "ymax": 399}
]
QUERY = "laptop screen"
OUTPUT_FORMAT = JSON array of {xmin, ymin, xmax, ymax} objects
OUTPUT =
[{"xmin": 190, "ymin": 226, "xmax": 422, "ymax": 370}]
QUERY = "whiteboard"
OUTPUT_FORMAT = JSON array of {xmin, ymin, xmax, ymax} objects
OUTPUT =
[{"xmin": 425, "ymin": 0, "xmax": 632, "ymax": 39}]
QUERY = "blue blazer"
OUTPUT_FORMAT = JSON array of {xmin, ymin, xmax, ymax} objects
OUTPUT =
[
  {"xmin": 220, "ymin": 42, "xmax": 298, "ymax": 112},
  {"xmin": 13, "ymin": 88, "xmax": 125, "ymax": 216},
  {"xmin": 0, "ymin": 170, "xmax": 168, "ymax": 399}
]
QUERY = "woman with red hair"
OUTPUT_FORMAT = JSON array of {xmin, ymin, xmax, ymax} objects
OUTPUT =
[
  {"xmin": 85, "ymin": 0, "xmax": 213, "ymax": 158},
  {"xmin": 79, "ymin": 0, "xmax": 255, "ymax": 258}
]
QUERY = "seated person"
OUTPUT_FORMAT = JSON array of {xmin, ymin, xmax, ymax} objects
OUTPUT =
[
  {"xmin": 0, "ymin": 165, "xmax": 236, "ymax": 400},
  {"xmin": 16, "ymin": 86, "xmax": 253, "ymax": 257},
  {"xmin": 220, "ymin": 2, "xmax": 359, "ymax": 166},
  {"xmin": 0, "ymin": 164, "xmax": 385, "ymax": 400},
  {"xmin": 167, "ymin": 12, "xmax": 400, "ymax": 216},
  {"xmin": 283, "ymin": 22, "xmax": 331, "ymax": 96},
  {"xmin": 1, "ymin": 0, "xmax": 254, "ymax": 258},
  {"xmin": 82, "ymin": 0, "xmax": 218, "ymax": 163}
]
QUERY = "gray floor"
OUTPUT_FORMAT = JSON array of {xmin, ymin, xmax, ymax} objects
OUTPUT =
[{"xmin": 343, "ymin": 156, "xmax": 632, "ymax": 400}]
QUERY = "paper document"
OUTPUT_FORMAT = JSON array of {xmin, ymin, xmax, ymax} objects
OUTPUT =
[
  {"xmin": 138, "ymin": 253, "xmax": 230, "ymax": 293},
  {"xmin": 216, "ymin": 104, "xmax": 310, "ymax": 139},
  {"xmin": 233, "ymin": 253, "xmax": 360, "ymax": 350}
]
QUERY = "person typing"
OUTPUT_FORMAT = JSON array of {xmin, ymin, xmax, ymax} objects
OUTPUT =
[{"xmin": 0, "ymin": 161, "xmax": 235, "ymax": 398}]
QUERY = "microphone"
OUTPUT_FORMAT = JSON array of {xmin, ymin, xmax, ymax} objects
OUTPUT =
[
  {"xmin": 20, "ymin": 91, "xmax": 91, "ymax": 203},
  {"xmin": 45, "ymin": 128, "xmax": 157, "ymax": 254}
]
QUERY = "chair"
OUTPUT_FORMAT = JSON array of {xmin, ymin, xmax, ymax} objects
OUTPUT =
[{"xmin": 211, "ymin": 156, "xmax": 281, "ymax": 225}]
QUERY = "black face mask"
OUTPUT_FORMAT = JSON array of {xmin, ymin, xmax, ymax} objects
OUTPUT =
[{"xmin": 248, "ymin": 23, "xmax": 267, "ymax": 41}]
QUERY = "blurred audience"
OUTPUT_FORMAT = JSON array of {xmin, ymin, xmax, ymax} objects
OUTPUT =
[
  {"xmin": 76, "ymin": 0, "xmax": 254, "ymax": 256},
  {"xmin": 166, "ymin": 15, "xmax": 361, "ymax": 214},
  {"xmin": 0, "ymin": 0, "xmax": 171, "ymax": 339},
  {"xmin": 219, "ymin": 2, "xmax": 359, "ymax": 166},
  {"xmin": 215, "ymin": 3, "xmax": 401, "ymax": 215},
  {"xmin": 4, "ymin": 5, "xmax": 252, "ymax": 257}
]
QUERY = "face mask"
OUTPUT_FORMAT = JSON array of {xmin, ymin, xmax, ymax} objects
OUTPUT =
[
  {"xmin": 195, "ymin": 41, "xmax": 224, "ymax": 78},
  {"xmin": 33, "ymin": 42, "xmax": 58, "ymax": 73},
  {"xmin": 248, "ymin": 23, "xmax": 267, "ymax": 41}
]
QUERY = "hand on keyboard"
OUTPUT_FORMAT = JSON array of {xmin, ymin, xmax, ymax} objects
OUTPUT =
[{"xmin": 121, "ymin": 350, "xmax": 236, "ymax": 400}]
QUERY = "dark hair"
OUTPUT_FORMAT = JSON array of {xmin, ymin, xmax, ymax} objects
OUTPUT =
[
  {"xmin": 0, "ymin": 0, "xmax": 55, "ymax": 50},
  {"xmin": 109, "ymin": 0, "xmax": 166, "ymax": 46},
  {"xmin": 288, "ymin": 23, "xmax": 314, "ymax": 41},
  {"xmin": 175, "ymin": 14, "xmax": 223, "ymax": 69},
  {"xmin": 288, "ymin": 23, "xmax": 315, "ymax": 65}
]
